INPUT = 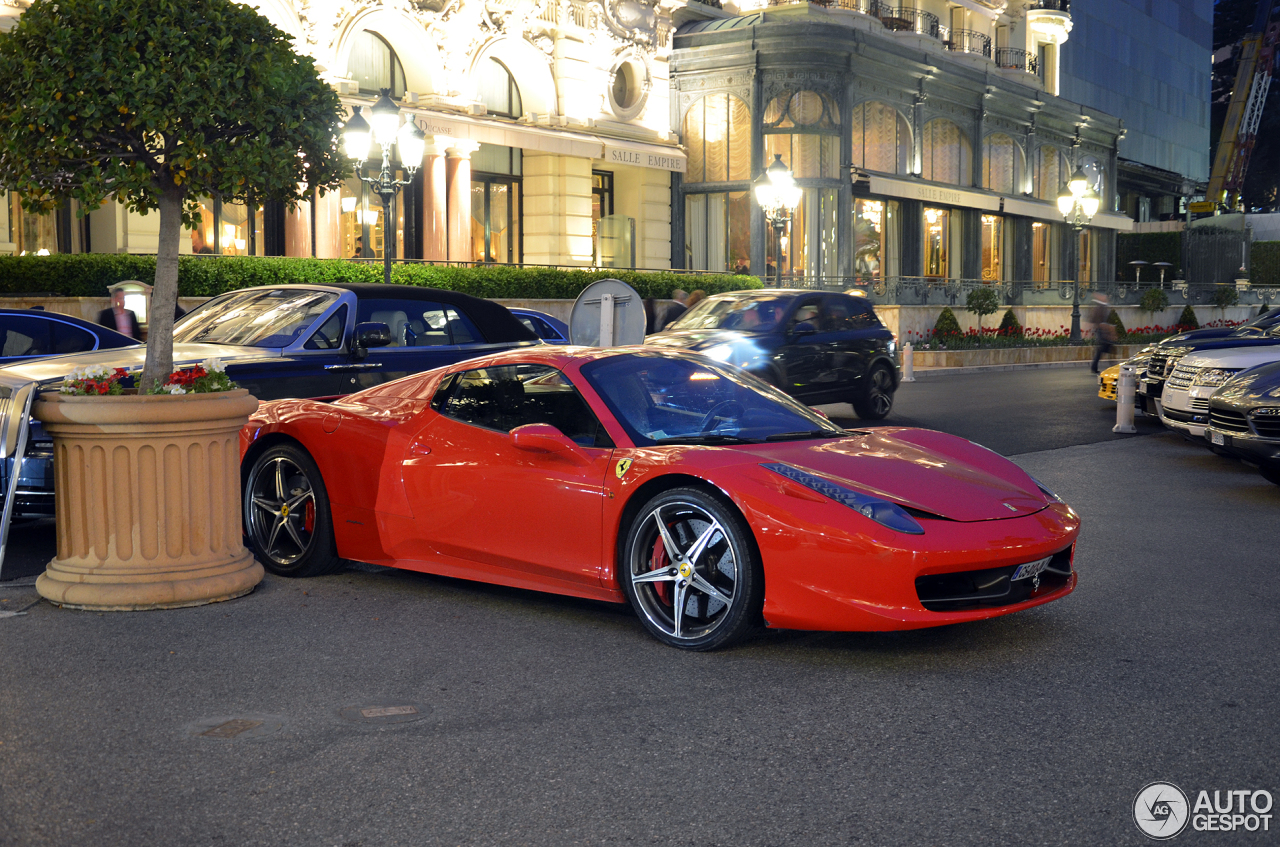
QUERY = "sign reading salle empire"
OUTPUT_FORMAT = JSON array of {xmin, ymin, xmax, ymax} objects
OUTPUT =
[{"xmin": 604, "ymin": 144, "xmax": 687, "ymax": 173}]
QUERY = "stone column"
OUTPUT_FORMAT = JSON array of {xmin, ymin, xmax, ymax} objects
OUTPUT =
[
  {"xmin": 446, "ymin": 141, "xmax": 480, "ymax": 263},
  {"xmin": 313, "ymin": 190, "xmax": 343, "ymax": 259},
  {"xmin": 423, "ymin": 139, "xmax": 450, "ymax": 261},
  {"xmin": 284, "ymin": 196, "xmax": 312, "ymax": 257}
]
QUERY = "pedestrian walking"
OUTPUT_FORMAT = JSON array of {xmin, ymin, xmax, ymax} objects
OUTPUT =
[
  {"xmin": 1088, "ymin": 293, "xmax": 1115, "ymax": 374},
  {"xmin": 96, "ymin": 289, "xmax": 142, "ymax": 340},
  {"xmin": 662, "ymin": 289, "xmax": 689, "ymax": 329}
]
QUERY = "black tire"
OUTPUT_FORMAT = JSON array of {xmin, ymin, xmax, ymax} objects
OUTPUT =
[
  {"xmin": 243, "ymin": 443, "xmax": 340, "ymax": 577},
  {"xmin": 621, "ymin": 487, "xmax": 762, "ymax": 651},
  {"xmin": 852, "ymin": 362, "xmax": 896, "ymax": 420}
]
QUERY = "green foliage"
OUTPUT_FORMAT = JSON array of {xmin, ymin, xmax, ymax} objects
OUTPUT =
[
  {"xmin": 997, "ymin": 308, "xmax": 1022, "ymax": 333},
  {"xmin": 1107, "ymin": 309, "xmax": 1126, "ymax": 339},
  {"xmin": 1117, "ymin": 232, "xmax": 1181, "ymax": 280},
  {"xmin": 1210, "ymin": 286, "xmax": 1239, "ymax": 309},
  {"xmin": 964, "ymin": 286, "xmax": 1001, "ymax": 319},
  {"xmin": 1178, "ymin": 303, "xmax": 1200, "ymax": 329},
  {"xmin": 1253, "ymin": 242, "xmax": 1280, "ymax": 287},
  {"xmin": 0, "ymin": 254, "xmax": 760, "ymax": 299},
  {"xmin": 933, "ymin": 306, "xmax": 961, "ymax": 335},
  {"xmin": 1139, "ymin": 287, "xmax": 1170, "ymax": 315},
  {"xmin": 0, "ymin": 0, "xmax": 346, "ymax": 223}
]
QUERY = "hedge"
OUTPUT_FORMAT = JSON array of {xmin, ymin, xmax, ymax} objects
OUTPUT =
[
  {"xmin": 0, "ymin": 254, "xmax": 762, "ymax": 300},
  {"xmin": 1116, "ymin": 231, "xmax": 1182, "ymax": 280},
  {"xmin": 1253, "ymin": 241, "xmax": 1280, "ymax": 287}
]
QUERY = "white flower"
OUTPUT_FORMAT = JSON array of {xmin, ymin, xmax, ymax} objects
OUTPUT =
[
  {"xmin": 201, "ymin": 357, "xmax": 226, "ymax": 374},
  {"xmin": 163, "ymin": 384, "xmax": 186, "ymax": 395}
]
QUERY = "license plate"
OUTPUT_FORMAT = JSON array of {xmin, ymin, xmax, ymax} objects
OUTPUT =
[
  {"xmin": 1011, "ymin": 556, "xmax": 1051, "ymax": 582},
  {"xmin": 1210, "ymin": 431, "xmax": 1226, "ymax": 446}
]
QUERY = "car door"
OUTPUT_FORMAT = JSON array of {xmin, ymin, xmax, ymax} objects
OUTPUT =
[
  {"xmin": 773, "ymin": 295, "xmax": 826, "ymax": 398},
  {"xmin": 820, "ymin": 295, "xmax": 867, "ymax": 390},
  {"xmin": 400, "ymin": 363, "xmax": 614, "ymax": 591}
]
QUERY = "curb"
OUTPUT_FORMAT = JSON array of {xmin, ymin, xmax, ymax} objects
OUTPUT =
[{"xmin": 907, "ymin": 358, "xmax": 1124, "ymax": 378}]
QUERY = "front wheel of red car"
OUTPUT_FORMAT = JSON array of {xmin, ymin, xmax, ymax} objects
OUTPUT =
[
  {"xmin": 622, "ymin": 487, "xmax": 763, "ymax": 651},
  {"xmin": 243, "ymin": 444, "xmax": 340, "ymax": 578}
]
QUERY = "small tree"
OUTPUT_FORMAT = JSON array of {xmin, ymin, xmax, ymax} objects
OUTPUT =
[
  {"xmin": 1107, "ymin": 309, "xmax": 1126, "ymax": 340},
  {"xmin": 997, "ymin": 308, "xmax": 1022, "ymax": 335},
  {"xmin": 964, "ymin": 286, "xmax": 1001, "ymax": 342},
  {"xmin": 1210, "ymin": 286, "xmax": 1239, "ymax": 311},
  {"xmin": 0, "ymin": 0, "xmax": 346, "ymax": 388},
  {"xmin": 933, "ymin": 306, "xmax": 962, "ymax": 337},
  {"xmin": 1177, "ymin": 304, "xmax": 1200, "ymax": 330},
  {"xmin": 1139, "ymin": 288, "xmax": 1170, "ymax": 319}
]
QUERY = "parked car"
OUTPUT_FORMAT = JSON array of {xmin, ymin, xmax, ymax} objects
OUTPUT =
[
  {"xmin": 0, "ymin": 283, "xmax": 539, "ymax": 517},
  {"xmin": 0, "ymin": 308, "xmax": 138, "ymax": 364},
  {"xmin": 1158, "ymin": 345, "xmax": 1280, "ymax": 439},
  {"xmin": 509, "ymin": 307, "xmax": 570, "ymax": 344},
  {"xmin": 240, "ymin": 346, "xmax": 1079, "ymax": 650},
  {"xmin": 1098, "ymin": 350, "xmax": 1153, "ymax": 405},
  {"xmin": 1205, "ymin": 360, "xmax": 1280, "ymax": 485},
  {"xmin": 1140, "ymin": 309, "xmax": 1280, "ymax": 410},
  {"xmin": 645, "ymin": 289, "xmax": 899, "ymax": 420}
]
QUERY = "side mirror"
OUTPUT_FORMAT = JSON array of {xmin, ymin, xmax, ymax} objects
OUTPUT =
[
  {"xmin": 511, "ymin": 423, "xmax": 589, "ymax": 464},
  {"xmin": 352, "ymin": 322, "xmax": 391, "ymax": 359}
]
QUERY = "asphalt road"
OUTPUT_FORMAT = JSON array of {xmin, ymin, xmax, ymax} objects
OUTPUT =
[{"xmin": 1, "ymin": 366, "xmax": 1276, "ymax": 846}]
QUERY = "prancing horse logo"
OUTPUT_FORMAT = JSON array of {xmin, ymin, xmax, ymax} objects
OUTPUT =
[{"xmin": 615, "ymin": 459, "xmax": 633, "ymax": 479}]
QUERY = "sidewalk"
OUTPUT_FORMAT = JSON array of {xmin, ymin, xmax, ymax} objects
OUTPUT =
[{"xmin": 906, "ymin": 357, "xmax": 1125, "ymax": 379}]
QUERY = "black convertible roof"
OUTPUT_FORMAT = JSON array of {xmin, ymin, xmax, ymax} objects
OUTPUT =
[{"xmin": 327, "ymin": 283, "xmax": 537, "ymax": 344}]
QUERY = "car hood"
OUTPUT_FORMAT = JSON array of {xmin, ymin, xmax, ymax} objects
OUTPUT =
[
  {"xmin": 1181, "ymin": 347, "xmax": 1280, "ymax": 371},
  {"xmin": 645, "ymin": 329, "xmax": 762, "ymax": 350},
  {"xmin": 1214, "ymin": 360, "xmax": 1280, "ymax": 403},
  {"xmin": 0, "ymin": 343, "xmax": 275, "ymax": 385},
  {"xmin": 743, "ymin": 428, "xmax": 1048, "ymax": 522}
]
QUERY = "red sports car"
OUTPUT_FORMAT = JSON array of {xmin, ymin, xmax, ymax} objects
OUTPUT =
[{"xmin": 240, "ymin": 347, "xmax": 1079, "ymax": 650}]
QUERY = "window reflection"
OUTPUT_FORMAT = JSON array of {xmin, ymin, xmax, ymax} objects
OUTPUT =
[
  {"xmin": 981, "ymin": 214, "xmax": 1004, "ymax": 281},
  {"xmin": 853, "ymin": 199, "xmax": 899, "ymax": 282},
  {"xmin": 924, "ymin": 207, "xmax": 950, "ymax": 278}
]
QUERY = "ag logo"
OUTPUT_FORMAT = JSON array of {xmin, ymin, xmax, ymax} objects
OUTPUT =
[
  {"xmin": 614, "ymin": 458, "xmax": 633, "ymax": 479},
  {"xmin": 1134, "ymin": 782, "xmax": 1190, "ymax": 840}
]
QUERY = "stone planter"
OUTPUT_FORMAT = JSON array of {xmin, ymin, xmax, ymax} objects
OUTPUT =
[
  {"xmin": 910, "ymin": 343, "xmax": 1148, "ymax": 369},
  {"xmin": 32, "ymin": 389, "xmax": 264, "ymax": 611}
]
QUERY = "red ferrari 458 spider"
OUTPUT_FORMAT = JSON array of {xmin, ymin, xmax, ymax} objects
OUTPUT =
[{"xmin": 240, "ymin": 346, "xmax": 1079, "ymax": 650}]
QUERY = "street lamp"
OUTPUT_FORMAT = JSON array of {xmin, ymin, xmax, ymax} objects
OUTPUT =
[
  {"xmin": 341, "ymin": 91, "xmax": 426, "ymax": 285},
  {"xmin": 1057, "ymin": 167, "xmax": 1101, "ymax": 343},
  {"xmin": 754, "ymin": 154, "xmax": 802, "ymax": 287}
]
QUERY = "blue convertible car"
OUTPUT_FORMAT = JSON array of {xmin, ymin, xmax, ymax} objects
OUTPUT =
[{"xmin": 0, "ymin": 283, "xmax": 540, "ymax": 516}]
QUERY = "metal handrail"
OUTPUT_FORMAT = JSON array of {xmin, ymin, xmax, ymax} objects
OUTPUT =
[
  {"xmin": 880, "ymin": 6, "xmax": 940, "ymax": 38},
  {"xmin": 945, "ymin": 29, "xmax": 992, "ymax": 58},
  {"xmin": 995, "ymin": 47, "xmax": 1038, "ymax": 74},
  {"xmin": 1027, "ymin": 0, "xmax": 1069, "ymax": 11}
]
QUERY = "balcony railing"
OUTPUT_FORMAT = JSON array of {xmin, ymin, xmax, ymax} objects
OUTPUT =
[
  {"xmin": 1028, "ymin": 0, "xmax": 1069, "ymax": 11},
  {"xmin": 878, "ymin": 6, "xmax": 941, "ymax": 38},
  {"xmin": 945, "ymin": 29, "xmax": 992, "ymax": 59},
  {"xmin": 995, "ymin": 47, "xmax": 1038, "ymax": 74}
]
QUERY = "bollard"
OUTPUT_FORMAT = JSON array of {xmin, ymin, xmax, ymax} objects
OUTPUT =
[
  {"xmin": 1113, "ymin": 363, "xmax": 1137, "ymax": 433},
  {"xmin": 901, "ymin": 342, "xmax": 915, "ymax": 382}
]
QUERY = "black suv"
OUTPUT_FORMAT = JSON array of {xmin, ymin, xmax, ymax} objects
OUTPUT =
[{"xmin": 645, "ymin": 289, "xmax": 899, "ymax": 420}]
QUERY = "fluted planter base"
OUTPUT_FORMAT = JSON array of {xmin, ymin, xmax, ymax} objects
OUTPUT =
[{"xmin": 32, "ymin": 389, "xmax": 264, "ymax": 611}]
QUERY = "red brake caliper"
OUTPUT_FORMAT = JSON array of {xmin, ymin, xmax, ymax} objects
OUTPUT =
[
  {"xmin": 649, "ymin": 534, "xmax": 672, "ymax": 606},
  {"xmin": 304, "ymin": 500, "xmax": 315, "ymax": 534}
]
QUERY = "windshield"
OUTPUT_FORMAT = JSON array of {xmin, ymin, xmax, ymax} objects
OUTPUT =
[
  {"xmin": 174, "ymin": 289, "xmax": 340, "ymax": 348},
  {"xmin": 581, "ymin": 353, "xmax": 844, "ymax": 446},
  {"xmin": 667, "ymin": 294, "xmax": 792, "ymax": 333}
]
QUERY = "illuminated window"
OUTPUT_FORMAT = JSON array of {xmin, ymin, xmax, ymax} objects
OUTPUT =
[
  {"xmin": 763, "ymin": 90, "xmax": 840, "ymax": 180},
  {"xmin": 1034, "ymin": 146, "xmax": 1067, "ymax": 201},
  {"xmin": 348, "ymin": 31, "xmax": 406, "ymax": 98},
  {"xmin": 981, "ymin": 214, "xmax": 1004, "ymax": 281},
  {"xmin": 851, "ymin": 102, "xmax": 911, "ymax": 175},
  {"xmin": 982, "ymin": 134, "xmax": 1022, "ymax": 195},
  {"xmin": 475, "ymin": 58, "xmax": 522, "ymax": 118},
  {"xmin": 682, "ymin": 94, "xmax": 751, "ymax": 184},
  {"xmin": 924, "ymin": 207, "xmax": 950, "ymax": 278},
  {"xmin": 921, "ymin": 119, "xmax": 972, "ymax": 185}
]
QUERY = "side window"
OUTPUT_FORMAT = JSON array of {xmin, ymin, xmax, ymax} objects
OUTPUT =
[
  {"xmin": 304, "ymin": 306, "xmax": 347, "ymax": 351},
  {"xmin": 0, "ymin": 316, "xmax": 53, "ymax": 358},
  {"xmin": 50, "ymin": 321, "xmax": 97, "ymax": 354},
  {"xmin": 789, "ymin": 300, "xmax": 821, "ymax": 332},
  {"xmin": 822, "ymin": 299, "xmax": 854, "ymax": 332},
  {"xmin": 357, "ymin": 299, "xmax": 486, "ymax": 347},
  {"xmin": 444, "ymin": 307, "xmax": 481, "ymax": 344},
  {"xmin": 848, "ymin": 299, "xmax": 882, "ymax": 330},
  {"xmin": 436, "ymin": 364, "xmax": 613, "ymax": 447}
]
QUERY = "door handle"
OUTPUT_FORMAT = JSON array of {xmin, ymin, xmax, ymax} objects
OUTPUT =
[{"xmin": 410, "ymin": 442, "xmax": 432, "ymax": 457}]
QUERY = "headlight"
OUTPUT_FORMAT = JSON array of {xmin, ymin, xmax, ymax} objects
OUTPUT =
[
  {"xmin": 1028, "ymin": 474, "xmax": 1064, "ymax": 503},
  {"xmin": 703, "ymin": 343, "xmax": 734, "ymax": 363},
  {"xmin": 1194, "ymin": 368, "xmax": 1240, "ymax": 387},
  {"xmin": 762, "ymin": 463, "xmax": 924, "ymax": 534},
  {"xmin": 1252, "ymin": 407, "xmax": 1280, "ymax": 417}
]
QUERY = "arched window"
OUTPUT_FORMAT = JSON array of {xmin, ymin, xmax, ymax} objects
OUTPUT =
[
  {"xmin": 1034, "ymin": 146, "xmax": 1068, "ymax": 201},
  {"xmin": 850, "ymin": 101, "xmax": 911, "ymax": 175},
  {"xmin": 762, "ymin": 89, "xmax": 840, "ymax": 179},
  {"xmin": 348, "ymin": 31, "xmax": 406, "ymax": 98},
  {"xmin": 921, "ymin": 118, "xmax": 972, "ymax": 185},
  {"xmin": 982, "ymin": 133, "xmax": 1022, "ymax": 195},
  {"xmin": 1080, "ymin": 154, "xmax": 1105, "ymax": 201},
  {"xmin": 475, "ymin": 58, "xmax": 522, "ymax": 119},
  {"xmin": 682, "ymin": 93, "xmax": 752, "ymax": 184}
]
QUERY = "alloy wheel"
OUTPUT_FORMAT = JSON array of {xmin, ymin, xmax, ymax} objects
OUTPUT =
[{"xmin": 246, "ymin": 455, "xmax": 317, "ymax": 566}]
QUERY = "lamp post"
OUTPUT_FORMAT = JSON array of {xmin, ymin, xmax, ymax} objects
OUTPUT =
[
  {"xmin": 1057, "ymin": 167, "xmax": 1101, "ymax": 343},
  {"xmin": 341, "ymin": 90, "xmax": 426, "ymax": 285},
  {"xmin": 753, "ymin": 154, "xmax": 802, "ymax": 287}
]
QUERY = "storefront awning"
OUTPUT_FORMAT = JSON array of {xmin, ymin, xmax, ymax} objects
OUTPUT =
[
  {"xmin": 1001, "ymin": 196, "xmax": 1134, "ymax": 231},
  {"xmin": 868, "ymin": 175, "xmax": 1001, "ymax": 212},
  {"xmin": 402, "ymin": 107, "xmax": 686, "ymax": 172}
]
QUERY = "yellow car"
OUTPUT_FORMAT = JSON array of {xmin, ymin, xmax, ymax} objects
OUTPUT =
[{"xmin": 1098, "ymin": 364, "xmax": 1120, "ymax": 401}]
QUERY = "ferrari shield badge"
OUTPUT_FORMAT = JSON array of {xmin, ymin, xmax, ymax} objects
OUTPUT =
[{"xmin": 615, "ymin": 458, "xmax": 633, "ymax": 479}]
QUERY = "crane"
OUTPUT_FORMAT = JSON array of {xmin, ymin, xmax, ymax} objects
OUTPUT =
[{"xmin": 1207, "ymin": 0, "xmax": 1280, "ymax": 211}]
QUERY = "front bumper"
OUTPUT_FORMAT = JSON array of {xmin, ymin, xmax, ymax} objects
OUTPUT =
[{"xmin": 1159, "ymin": 385, "xmax": 1213, "ymax": 438}]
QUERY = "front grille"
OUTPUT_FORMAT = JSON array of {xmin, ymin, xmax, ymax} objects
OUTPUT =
[
  {"xmin": 1253, "ymin": 416, "xmax": 1280, "ymax": 439},
  {"xmin": 1210, "ymin": 408, "xmax": 1250, "ymax": 433},
  {"xmin": 915, "ymin": 547, "xmax": 1073, "ymax": 612},
  {"xmin": 1162, "ymin": 406, "xmax": 1205, "ymax": 424},
  {"xmin": 1166, "ymin": 365, "xmax": 1197, "ymax": 391},
  {"xmin": 1190, "ymin": 397, "xmax": 1209, "ymax": 412},
  {"xmin": 1147, "ymin": 354, "xmax": 1169, "ymax": 378}
]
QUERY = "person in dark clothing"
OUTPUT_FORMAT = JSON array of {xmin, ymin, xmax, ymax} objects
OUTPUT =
[
  {"xmin": 662, "ymin": 289, "xmax": 689, "ymax": 329},
  {"xmin": 96, "ymin": 290, "xmax": 142, "ymax": 340},
  {"xmin": 1088, "ymin": 293, "xmax": 1116, "ymax": 374}
]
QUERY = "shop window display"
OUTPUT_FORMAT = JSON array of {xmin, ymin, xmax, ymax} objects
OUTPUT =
[
  {"xmin": 685, "ymin": 191, "xmax": 750, "ymax": 273},
  {"xmin": 981, "ymin": 214, "xmax": 1004, "ymax": 281},
  {"xmin": 850, "ymin": 101, "xmax": 911, "ymax": 175},
  {"xmin": 852, "ymin": 198, "xmax": 899, "ymax": 282},
  {"xmin": 923, "ymin": 207, "xmax": 951, "ymax": 278},
  {"xmin": 470, "ymin": 144, "xmax": 522, "ymax": 265},
  {"xmin": 769, "ymin": 188, "xmax": 837, "ymax": 284},
  {"xmin": 1031, "ymin": 221, "xmax": 1058, "ymax": 282}
]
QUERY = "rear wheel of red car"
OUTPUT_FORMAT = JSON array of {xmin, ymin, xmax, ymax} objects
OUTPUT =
[
  {"xmin": 852, "ymin": 362, "xmax": 895, "ymax": 420},
  {"xmin": 622, "ymin": 487, "xmax": 762, "ymax": 651},
  {"xmin": 243, "ymin": 444, "xmax": 340, "ymax": 577}
]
